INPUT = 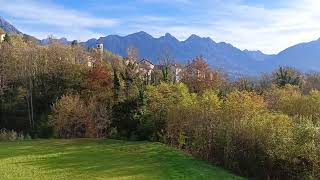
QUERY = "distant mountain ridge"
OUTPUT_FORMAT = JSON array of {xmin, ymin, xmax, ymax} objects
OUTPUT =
[
  {"xmin": 243, "ymin": 50, "xmax": 271, "ymax": 61},
  {"xmin": 2, "ymin": 16, "xmax": 320, "ymax": 75},
  {"xmin": 84, "ymin": 31, "xmax": 272, "ymax": 75},
  {"xmin": 266, "ymin": 38, "xmax": 320, "ymax": 72},
  {"xmin": 0, "ymin": 17, "xmax": 22, "ymax": 34},
  {"xmin": 84, "ymin": 32, "xmax": 320, "ymax": 75},
  {"xmin": 40, "ymin": 37, "xmax": 72, "ymax": 45}
]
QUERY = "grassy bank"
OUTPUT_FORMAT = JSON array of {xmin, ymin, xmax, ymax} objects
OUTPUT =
[{"xmin": 0, "ymin": 139, "xmax": 242, "ymax": 180}]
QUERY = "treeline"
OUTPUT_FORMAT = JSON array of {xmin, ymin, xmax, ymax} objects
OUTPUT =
[{"xmin": 2, "ymin": 33, "xmax": 320, "ymax": 179}]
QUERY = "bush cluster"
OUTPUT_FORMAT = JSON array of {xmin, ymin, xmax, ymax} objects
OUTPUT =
[{"xmin": 151, "ymin": 86, "xmax": 320, "ymax": 179}]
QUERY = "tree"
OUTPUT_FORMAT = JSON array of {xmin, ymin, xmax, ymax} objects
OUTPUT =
[
  {"xmin": 181, "ymin": 56, "xmax": 224, "ymax": 93},
  {"xmin": 71, "ymin": 40, "xmax": 79, "ymax": 46},
  {"xmin": 0, "ymin": 43, "xmax": 11, "ymax": 96},
  {"xmin": 112, "ymin": 97, "xmax": 143, "ymax": 139},
  {"xmin": 256, "ymin": 73, "xmax": 273, "ymax": 93},
  {"xmin": 0, "ymin": 28, "xmax": 5, "ymax": 34},
  {"xmin": 233, "ymin": 77, "xmax": 255, "ymax": 92},
  {"xmin": 7, "ymin": 35, "xmax": 39, "ymax": 130},
  {"xmin": 273, "ymin": 67, "xmax": 301, "ymax": 87},
  {"xmin": 3, "ymin": 33, "xmax": 11, "ymax": 43},
  {"xmin": 0, "ymin": 41, "xmax": 12, "ymax": 126},
  {"xmin": 144, "ymin": 83, "xmax": 194, "ymax": 141},
  {"xmin": 86, "ymin": 62, "xmax": 113, "ymax": 93},
  {"xmin": 85, "ymin": 97, "xmax": 113, "ymax": 138},
  {"xmin": 302, "ymin": 72, "xmax": 320, "ymax": 94},
  {"xmin": 264, "ymin": 85, "xmax": 301, "ymax": 115},
  {"xmin": 113, "ymin": 68, "xmax": 121, "ymax": 101},
  {"xmin": 121, "ymin": 59, "xmax": 140, "ymax": 99},
  {"xmin": 157, "ymin": 48, "xmax": 174, "ymax": 82},
  {"xmin": 0, "ymin": 35, "xmax": 36, "ymax": 132},
  {"xmin": 49, "ymin": 94, "xmax": 88, "ymax": 138}
]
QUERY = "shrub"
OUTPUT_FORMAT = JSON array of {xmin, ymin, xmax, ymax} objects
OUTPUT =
[
  {"xmin": 265, "ymin": 85, "xmax": 320, "ymax": 123},
  {"xmin": 163, "ymin": 89, "xmax": 320, "ymax": 179},
  {"xmin": 264, "ymin": 85, "xmax": 302, "ymax": 115},
  {"xmin": 222, "ymin": 91, "xmax": 266, "ymax": 120},
  {"xmin": 287, "ymin": 117, "xmax": 320, "ymax": 179},
  {"xmin": 49, "ymin": 94, "xmax": 88, "ymax": 138},
  {"xmin": 166, "ymin": 91, "xmax": 220, "ymax": 151},
  {"xmin": 0, "ymin": 129, "xmax": 31, "ymax": 141},
  {"xmin": 49, "ymin": 94, "xmax": 113, "ymax": 138},
  {"xmin": 112, "ymin": 97, "xmax": 143, "ymax": 139},
  {"xmin": 85, "ymin": 97, "xmax": 113, "ymax": 138},
  {"xmin": 142, "ymin": 83, "xmax": 196, "ymax": 141}
]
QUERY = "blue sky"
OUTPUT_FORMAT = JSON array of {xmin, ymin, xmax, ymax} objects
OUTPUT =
[{"xmin": 0, "ymin": 0, "xmax": 320, "ymax": 54}]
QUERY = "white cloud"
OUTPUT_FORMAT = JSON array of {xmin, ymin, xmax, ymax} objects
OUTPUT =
[
  {"xmin": 0, "ymin": 0, "xmax": 119, "ymax": 40},
  {"xmin": 124, "ymin": 0, "xmax": 320, "ymax": 54},
  {"xmin": 138, "ymin": 0, "xmax": 192, "ymax": 4},
  {"xmin": 218, "ymin": 0, "xmax": 320, "ymax": 53}
]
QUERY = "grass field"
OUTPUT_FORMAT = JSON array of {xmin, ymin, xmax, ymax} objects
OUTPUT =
[{"xmin": 0, "ymin": 139, "xmax": 242, "ymax": 180}]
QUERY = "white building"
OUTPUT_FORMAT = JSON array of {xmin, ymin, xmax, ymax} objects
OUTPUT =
[
  {"xmin": 86, "ymin": 44, "xmax": 105, "ymax": 67},
  {"xmin": 139, "ymin": 59, "xmax": 154, "ymax": 75},
  {"xmin": 97, "ymin": 43, "xmax": 104, "ymax": 54},
  {"xmin": 139, "ymin": 59, "xmax": 155, "ymax": 83},
  {"xmin": 0, "ymin": 33, "xmax": 5, "ymax": 43},
  {"xmin": 87, "ymin": 56, "xmax": 95, "ymax": 67},
  {"xmin": 171, "ymin": 64, "xmax": 183, "ymax": 82}
]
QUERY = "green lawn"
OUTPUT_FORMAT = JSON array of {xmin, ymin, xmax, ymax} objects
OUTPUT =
[{"xmin": 0, "ymin": 139, "xmax": 242, "ymax": 180}]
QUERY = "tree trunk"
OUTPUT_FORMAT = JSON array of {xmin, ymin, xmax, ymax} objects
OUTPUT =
[
  {"xmin": 30, "ymin": 87, "xmax": 34, "ymax": 129},
  {"xmin": 26, "ymin": 91, "xmax": 32, "ymax": 129}
]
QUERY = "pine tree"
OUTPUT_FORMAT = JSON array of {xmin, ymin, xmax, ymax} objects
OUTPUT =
[{"xmin": 274, "ymin": 67, "xmax": 301, "ymax": 87}]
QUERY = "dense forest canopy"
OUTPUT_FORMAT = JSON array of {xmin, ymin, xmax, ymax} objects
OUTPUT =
[{"xmin": 2, "ymin": 31, "xmax": 320, "ymax": 179}]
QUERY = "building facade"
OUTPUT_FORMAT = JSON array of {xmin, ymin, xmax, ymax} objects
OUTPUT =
[{"xmin": 0, "ymin": 34, "xmax": 5, "ymax": 43}]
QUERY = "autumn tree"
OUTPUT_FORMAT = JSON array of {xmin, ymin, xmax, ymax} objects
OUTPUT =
[
  {"xmin": 181, "ymin": 56, "xmax": 224, "ymax": 93},
  {"xmin": 0, "ymin": 42, "xmax": 11, "ymax": 96},
  {"xmin": 49, "ymin": 94, "xmax": 88, "ymax": 138},
  {"xmin": 0, "ymin": 38, "xmax": 12, "ymax": 126},
  {"xmin": 256, "ymin": 73, "xmax": 273, "ymax": 93},
  {"xmin": 143, "ymin": 83, "xmax": 194, "ymax": 141},
  {"xmin": 85, "ymin": 62, "xmax": 113, "ymax": 97},
  {"xmin": 5, "ymin": 35, "xmax": 39, "ymax": 129},
  {"xmin": 87, "ymin": 98, "xmax": 113, "ymax": 138},
  {"xmin": 264, "ymin": 85, "xmax": 302, "ymax": 115},
  {"xmin": 233, "ymin": 77, "xmax": 256, "ymax": 92},
  {"xmin": 302, "ymin": 72, "xmax": 320, "ymax": 94}
]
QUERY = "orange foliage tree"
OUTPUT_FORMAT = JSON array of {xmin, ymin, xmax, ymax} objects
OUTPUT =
[{"xmin": 181, "ymin": 56, "xmax": 224, "ymax": 93}]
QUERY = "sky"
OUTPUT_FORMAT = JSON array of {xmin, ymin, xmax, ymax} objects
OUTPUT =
[{"xmin": 0, "ymin": 0, "xmax": 320, "ymax": 54}]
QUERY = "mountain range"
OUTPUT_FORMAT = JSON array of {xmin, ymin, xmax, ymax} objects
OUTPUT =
[
  {"xmin": 1, "ymin": 16, "xmax": 320, "ymax": 76},
  {"xmin": 0, "ymin": 17, "xmax": 21, "ymax": 34},
  {"xmin": 84, "ymin": 32, "xmax": 320, "ymax": 75},
  {"xmin": 85, "ymin": 32, "xmax": 273, "ymax": 75}
]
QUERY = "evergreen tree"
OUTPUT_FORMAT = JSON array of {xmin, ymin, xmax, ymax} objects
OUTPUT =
[
  {"xmin": 274, "ymin": 66, "xmax": 301, "ymax": 87},
  {"xmin": 113, "ymin": 69, "xmax": 121, "ymax": 102},
  {"xmin": 3, "ymin": 33, "xmax": 11, "ymax": 43}
]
